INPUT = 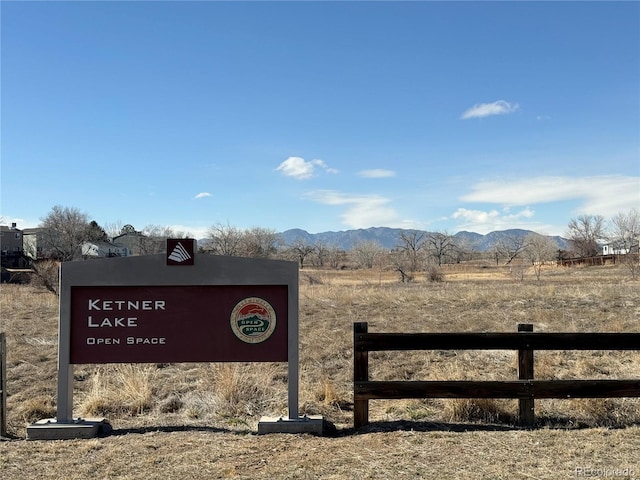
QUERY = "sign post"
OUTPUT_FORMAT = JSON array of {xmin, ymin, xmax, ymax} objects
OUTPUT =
[{"xmin": 28, "ymin": 242, "xmax": 325, "ymax": 439}]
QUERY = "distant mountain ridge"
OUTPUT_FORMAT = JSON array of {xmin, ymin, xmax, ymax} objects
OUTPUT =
[{"xmin": 280, "ymin": 227, "xmax": 568, "ymax": 252}]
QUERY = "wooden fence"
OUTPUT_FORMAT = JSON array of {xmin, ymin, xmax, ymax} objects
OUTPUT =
[
  {"xmin": 1, "ymin": 332, "xmax": 6, "ymax": 437},
  {"xmin": 353, "ymin": 322, "xmax": 640, "ymax": 428}
]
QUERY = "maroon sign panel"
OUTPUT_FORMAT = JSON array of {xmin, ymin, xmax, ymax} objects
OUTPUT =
[{"xmin": 70, "ymin": 285, "xmax": 288, "ymax": 364}]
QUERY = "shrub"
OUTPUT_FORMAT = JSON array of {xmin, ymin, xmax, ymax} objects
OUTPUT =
[{"xmin": 426, "ymin": 265, "xmax": 444, "ymax": 282}]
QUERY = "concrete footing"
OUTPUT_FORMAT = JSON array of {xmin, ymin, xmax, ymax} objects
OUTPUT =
[
  {"xmin": 258, "ymin": 415, "xmax": 332, "ymax": 435},
  {"xmin": 27, "ymin": 418, "xmax": 111, "ymax": 440}
]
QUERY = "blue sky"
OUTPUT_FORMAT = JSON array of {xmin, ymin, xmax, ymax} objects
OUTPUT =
[{"xmin": 2, "ymin": 1, "xmax": 638, "ymax": 238}]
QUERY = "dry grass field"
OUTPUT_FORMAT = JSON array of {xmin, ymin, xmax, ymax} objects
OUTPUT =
[{"xmin": 1, "ymin": 262, "xmax": 639, "ymax": 479}]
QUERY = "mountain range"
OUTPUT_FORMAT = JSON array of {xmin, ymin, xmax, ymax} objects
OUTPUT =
[{"xmin": 279, "ymin": 227, "xmax": 569, "ymax": 252}]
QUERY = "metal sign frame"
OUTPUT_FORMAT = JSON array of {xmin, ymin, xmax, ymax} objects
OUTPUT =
[{"xmin": 57, "ymin": 253, "xmax": 299, "ymax": 423}]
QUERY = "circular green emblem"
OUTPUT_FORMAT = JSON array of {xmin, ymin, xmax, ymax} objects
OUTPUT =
[{"xmin": 230, "ymin": 297, "xmax": 277, "ymax": 344}]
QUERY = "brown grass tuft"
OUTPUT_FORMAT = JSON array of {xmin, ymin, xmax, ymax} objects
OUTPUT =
[
  {"xmin": 16, "ymin": 396, "xmax": 56, "ymax": 424},
  {"xmin": 567, "ymin": 398, "xmax": 640, "ymax": 427},
  {"xmin": 443, "ymin": 398, "xmax": 515, "ymax": 424},
  {"xmin": 78, "ymin": 365, "xmax": 155, "ymax": 416}
]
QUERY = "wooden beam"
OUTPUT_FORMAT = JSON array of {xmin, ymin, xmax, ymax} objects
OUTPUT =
[
  {"xmin": 518, "ymin": 323, "xmax": 535, "ymax": 427},
  {"xmin": 354, "ymin": 379, "xmax": 640, "ymax": 400},
  {"xmin": 530, "ymin": 380, "xmax": 640, "ymax": 398},
  {"xmin": 354, "ymin": 380, "xmax": 530, "ymax": 399},
  {"xmin": 355, "ymin": 332, "xmax": 640, "ymax": 352},
  {"xmin": 1, "ymin": 332, "xmax": 6, "ymax": 438},
  {"xmin": 353, "ymin": 322, "xmax": 369, "ymax": 429}
]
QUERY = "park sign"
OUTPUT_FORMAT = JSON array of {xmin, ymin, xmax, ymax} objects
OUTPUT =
[
  {"xmin": 69, "ymin": 285, "xmax": 287, "ymax": 363},
  {"xmin": 29, "ymin": 240, "xmax": 318, "ymax": 439}
]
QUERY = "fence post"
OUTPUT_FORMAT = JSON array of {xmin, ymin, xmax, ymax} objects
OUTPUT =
[
  {"xmin": 1, "ymin": 332, "xmax": 6, "ymax": 438},
  {"xmin": 354, "ymin": 322, "xmax": 369, "ymax": 429},
  {"xmin": 518, "ymin": 323, "xmax": 535, "ymax": 427}
]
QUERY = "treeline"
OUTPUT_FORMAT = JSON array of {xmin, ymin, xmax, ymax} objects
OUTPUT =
[{"xmin": 33, "ymin": 206, "xmax": 640, "ymax": 280}]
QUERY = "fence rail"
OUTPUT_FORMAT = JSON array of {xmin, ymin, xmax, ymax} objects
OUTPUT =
[
  {"xmin": 1, "ymin": 332, "xmax": 6, "ymax": 438},
  {"xmin": 353, "ymin": 322, "xmax": 640, "ymax": 428}
]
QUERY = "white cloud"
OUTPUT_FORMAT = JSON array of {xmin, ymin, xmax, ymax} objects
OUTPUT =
[
  {"xmin": 452, "ymin": 206, "xmax": 534, "ymax": 223},
  {"xmin": 276, "ymin": 156, "xmax": 338, "ymax": 180},
  {"xmin": 358, "ymin": 169, "xmax": 396, "ymax": 178},
  {"xmin": 452, "ymin": 208, "xmax": 500, "ymax": 224},
  {"xmin": 168, "ymin": 224, "xmax": 209, "ymax": 239},
  {"xmin": 194, "ymin": 192, "xmax": 212, "ymax": 199},
  {"xmin": 304, "ymin": 190, "xmax": 404, "ymax": 229},
  {"xmin": 460, "ymin": 100, "xmax": 519, "ymax": 119},
  {"xmin": 0, "ymin": 216, "xmax": 38, "ymax": 229},
  {"xmin": 451, "ymin": 175, "xmax": 639, "ymax": 234},
  {"xmin": 451, "ymin": 207, "xmax": 546, "ymax": 234},
  {"xmin": 461, "ymin": 175, "xmax": 639, "ymax": 217}
]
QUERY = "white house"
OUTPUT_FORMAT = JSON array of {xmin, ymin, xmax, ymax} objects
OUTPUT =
[
  {"xmin": 602, "ymin": 243, "xmax": 633, "ymax": 255},
  {"xmin": 82, "ymin": 240, "xmax": 130, "ymax": 258}
]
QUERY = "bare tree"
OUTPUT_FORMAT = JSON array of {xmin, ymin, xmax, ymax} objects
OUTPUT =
[
  {"xmin": 609, "ymin": 208, "xmax": 640, "ymax": 279},
  {"xmin": 352, "ymin": 240, "xmax": 385, "ymax": 269},
  {"xmin": 608, "ymin": 208, "xmax": 640, "ymax": 254},
  {"xmin": 103, "ymin": 220, "xmax": 125, "ymax": 238},
  {"xmin": 31, "ymin": 259, "xmax": 60, "ymax": 295},
  {"xmin": 288, "ymin": 238, "xmax": 315, "ymax": 269},
  {"xmin": 566, "ymin": 214, "xmax": 606, "ymax": 258},
  {"xmin": 311, "ymin": 240, "xmax": 329, "ymax": 267},
  {"xmin": 203, "ymin": 223, "xmax": 242, "ymax": 256},
  {"xmin": 142, "ymin": 224, "xmax": 189, "ymax": 239},
  {"xmin": 496, "ymin": 234, "xmax": 529, "ymax": 265},
  {"xmin": 39, "ymin": 205, "xmax": 92, "ymax": 261},
  {"xmin": 389, "ymin": 250, "xmax": 413, "ymax": 282},
  {"xmin": 524, "ymin": 233, "xmax": 559, "ymax": 281},
  {"xmin": 138, "ymin": 224, "xmax": 190, "ymax": 255},
  {"xmin": 239, "ymin": 227, "xmax": 281, "ymax": 258},
  {"xmin": 203, "ymin": 224, "xmax": 280, "ymax": 258},
  {"xmin": 325, "ymin": 244, "xmax": 345, "ymax": 270},
  {"xmin": 424, "ymin": 231, "xmax": 457, "ymax": 266},
  {"xmin": 397, "ymin": 231, "xmax": 426, "ymax": 272},
  {"xmin": 451, "ymin": 236, "xmax": 475, "ymax": 263}
]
